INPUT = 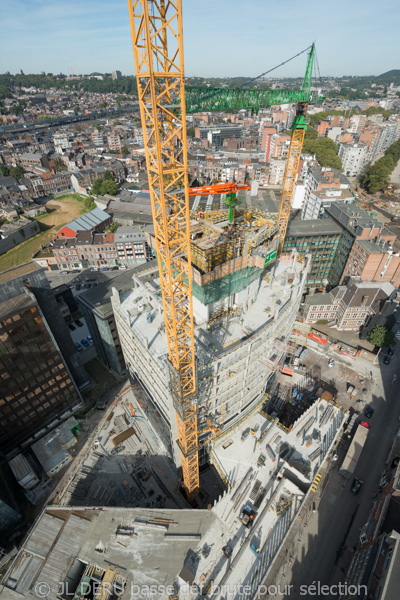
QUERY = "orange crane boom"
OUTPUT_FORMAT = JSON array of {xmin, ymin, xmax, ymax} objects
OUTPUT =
[
  {"xmin": 188, "ymin": 183, "xmax": 250, "ymax": 196},
  {"xmin": 189, "ymin": 182, "xmax": 250, "ymax": 229}
]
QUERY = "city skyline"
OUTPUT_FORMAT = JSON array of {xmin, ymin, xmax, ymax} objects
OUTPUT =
[{"xmin": 1, "ymin": 0, "xmax": 399, "ymax": 78}]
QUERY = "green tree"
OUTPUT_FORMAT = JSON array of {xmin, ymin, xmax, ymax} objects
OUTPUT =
[
  {"xmin": 121, "ymin": 145, "xmax": 129, "ymax": 155},
  {"xmin": 103, "ymin": 170, "xmax": 113, "ymax": 181},
  {"xmin": 53, "ymin": 157, "xmax": 67, "ymax": 172},
  {"xmin": 7, "ymin": 165, "xmax": 25, "ymax": 180},
  {"xmin": 367, "ymin": 326, "xmax": 395, "ymax": 348},
  {"xmin": 187, "ymin": 126, "xmax": 196, "ymax": 137},
  {"xmin": 101, "ymin": 179, "xmax": 119, "ymax": 195},
  {"xmin": 84, "ymin": 196, "xmax": 96, "ymax": 210},
  {"xmin": 90, "ymin": 176, "xmax": 118, "ymax": 196},
  {"xmin": 91, "ymin": 178, "xmax": 104, "ymax": 195},
  {"xmin": 0, "ymin": 165, "xmax": 10, "ymax": 177}
]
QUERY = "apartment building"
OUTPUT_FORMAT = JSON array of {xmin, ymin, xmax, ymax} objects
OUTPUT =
[
  {"xmin": 304, "ymin": 165, "xmax": 350, "ymax": 206},
  {"xmin": 268, "ymin": 158, "xmax": 286, "ymax": 185},
  {"xmin": 115, "ymin": 227, "xmax": 153, "ymax": 265},
  {"xmin": 19, "ymin": 152, "xmax": 50, "ymax": 171},
  {"xmin": 338, "ymin": 143, "xmax": 368, "ymax": 177},
  {"xmin": 76, "ymin": 231, "xmax": 118, "ymax": 268},
  {"xmin": 341, "ymin": 237, "xmax": 400, "ymax": 288},
  {"xmin": 270, "ymin": 134, "xmax": 290, "ymax": 159},
  {"xmin": 107, "ymin": 133, "xmax": 122, "ymax": 151},
  {"xmin": 40, "ymin": 171, "xmax": 72, "ymax": 195},
  {"xmin": 302, "ymin": 188, "xmax": 354, "ymax": 221}
]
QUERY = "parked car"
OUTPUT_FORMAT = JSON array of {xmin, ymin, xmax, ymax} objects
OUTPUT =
[
  {"xmin": 68, "ymin": 323, "xmax": 76, "ymax": 331},
  {"xmin": 388, "ymin": 347, "xmax": 395, "ymax": 356},
  {"xmin": 100, "ymin": 267, "xmax": 109, "ymax": 272},
  {"xmin": 81, "ymin": 339, "xmax": 89, "ymax": 348},
  {"xmin": 351, "ymin": 477, "xmax": 363, "ymax": 494},
  {"xmin": 364, "ymin": 406, "xmax": 374, "ymax": 419},
  {"xmin": 87, "ymin": 334, "xmax": 92, "ymax": 341},
  {"xmin": 74, "ymin": 342, "xmax": 83, "ymax": 352},
  {"xmin": 75, "ymin": 319, "xmax": 83, "ymax": 327},
  {"xmin": 384, "ymin": 355, "xmax": 392, "ymax": 365},
  {"xmin": 75, "ymin": 284, "xmax": 81, "ymax": 291}
]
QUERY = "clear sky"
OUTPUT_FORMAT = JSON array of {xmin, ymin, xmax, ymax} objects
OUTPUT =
[{"xmin": 1, "ymin": 0, "xmax": 399, "ymax": 78}]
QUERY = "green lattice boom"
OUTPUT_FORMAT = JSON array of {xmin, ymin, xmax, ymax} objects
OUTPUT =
[{"xmin": 184, "ymin": 88, "xmax": 314, "ymax": 114}]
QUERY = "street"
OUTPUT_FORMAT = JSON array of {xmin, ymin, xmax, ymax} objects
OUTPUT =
[{"xmin": 262, "ymin": 348, "xmax": 400, "ymax": 599}]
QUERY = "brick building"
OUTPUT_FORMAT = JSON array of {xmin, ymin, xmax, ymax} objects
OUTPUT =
[
  {"xmin": 56, "ymin": 207, "xmax": 111, "ymax": 238},
  {"xmin": 304, "ymin": 278, "xmax": 395, "ymax": 331},
  {"xmin": 341, "ymin": 238, "xmax": 400, "ymax": 288},
  {"xmin": 40, "ymin": 172, "xmax": 72, "ymax": 195}
]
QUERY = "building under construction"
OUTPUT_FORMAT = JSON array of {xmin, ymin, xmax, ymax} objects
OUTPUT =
[{"xmin": 111, "ymin": 197, "xmax": 310, "ymax": 465}]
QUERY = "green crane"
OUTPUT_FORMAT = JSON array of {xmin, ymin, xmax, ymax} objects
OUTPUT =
[{"xmin": 184, "ymin": 44, "xmax": 318, "ymax": 114}]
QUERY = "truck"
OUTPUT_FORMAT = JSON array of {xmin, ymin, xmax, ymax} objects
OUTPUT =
[{"xmin": 339, "ymin": 421, "xmax": 370, "ymax": 479}]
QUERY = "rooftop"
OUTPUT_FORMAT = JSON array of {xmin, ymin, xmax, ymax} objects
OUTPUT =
[
  {"xmin": 77, "ymin": 261, "xmax": 158, "ymax": 319},
  {"xmin": 58, "ymin": 207, "xmax": 110, "ymax": 234},
  {"xmin": 117, "ymin": 257, "xmax": 306, "ymax": 366},
  {"xmin": 286, "ymin": 216, "xmax": 343, "ymax": 238},
  {"xmin": 0, "ymin": 262, "xmax": 41, "ymax": 284}
]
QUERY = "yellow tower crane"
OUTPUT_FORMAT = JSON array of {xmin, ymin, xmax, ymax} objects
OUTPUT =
[{"xmin": 127, "ymin": 0, "xmax": 199, "ymax": 499}]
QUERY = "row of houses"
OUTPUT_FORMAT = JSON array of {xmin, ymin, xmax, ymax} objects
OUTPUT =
[{"xmin": 33, "ymin": 207, "xmax": 153, "ymax": 271}]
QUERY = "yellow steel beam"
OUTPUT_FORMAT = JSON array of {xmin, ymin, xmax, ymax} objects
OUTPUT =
[
  {"xmin": 276, "ymin": 128, "xmax": 305, "ymax": 253},
  {"xmin": 128, "ymin": 0, "xmax": 199, "ymax": 499}
]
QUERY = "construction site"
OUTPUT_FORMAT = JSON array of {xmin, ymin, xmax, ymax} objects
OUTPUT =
[{"xmin": 0, "ymin": 3, "xmax": 351, "ymax": 599}]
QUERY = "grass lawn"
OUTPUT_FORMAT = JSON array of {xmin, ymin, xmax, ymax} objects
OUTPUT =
[{"xmin": 0, "ymin": 194, "xmax": 87, "ymax": 272}]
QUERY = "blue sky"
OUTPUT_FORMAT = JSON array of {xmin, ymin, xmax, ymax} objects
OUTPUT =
[{"xmin": 1, "ymin": 0, "xmax": 399, "ymax": 78}]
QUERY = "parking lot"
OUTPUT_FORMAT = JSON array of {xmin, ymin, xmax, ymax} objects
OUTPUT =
[{"xmin": 67, "ymin": 316, "xmax": 92, "ymax": 352}]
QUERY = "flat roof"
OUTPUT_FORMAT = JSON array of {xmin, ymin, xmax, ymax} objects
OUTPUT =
[
  {"xmin": 77, "ymin": 260, "xmax": 158, "ymax": 318},
  {"xmin": 1, "ymin": 507, "xmax": 221, "ymax": 599},
  {"xmin": 286, "ymin": 217, "xmax": 343, "ymax": 238},
  {"xmin": 0, "ymin": 261, "xmax": 42, "ymax": 284}
]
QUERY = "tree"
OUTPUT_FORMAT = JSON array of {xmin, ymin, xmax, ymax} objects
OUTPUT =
[
  {"xmin": 121, "ymin": 145, "xmax": 129, "ymax": 155},
  {"xmin": 53, "ymin": 158, "xmax": 67, "ymax": 172},
  {"xmin": 84, "ymin": 196, "xmax": 96, "ymax": 210},
  {"xmin": 101, "ymin": 179, "xmax": 119, "ymax": 196},
  {"xmin": 103, "ymin": 170, "xmax": 113, "ymax": 181},
  {"xmin": 90, "ymin": 176, "xmax": 118, "ymax": 196},
  {"xmin": 91, "ymin": 178, "xmax": 104, "ymax": 196},
  {"xmin": 187, "ymin": 126, "xmax": 195, "ymax": 138},
  {"xmin": 1, "ymin": 165, "xmax": 25, "ymax": 180},
  {"xmin": 367, "ymin": 326, "xmax": 395, "ymax": 348}
]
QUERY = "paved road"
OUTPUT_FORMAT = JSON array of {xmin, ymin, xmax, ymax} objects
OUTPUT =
[
  {"xmin": 390, "ymin": 158, "xmax": 400, "ymax": 184},
  {"xmin": 264, "ymin": 350, "xmax": 399, "ymax": 600}
]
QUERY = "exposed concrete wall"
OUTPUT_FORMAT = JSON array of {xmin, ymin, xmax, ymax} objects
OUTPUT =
[{"xmin": 0, "ymin": 221, "xmax": 40, "ymax": 256}]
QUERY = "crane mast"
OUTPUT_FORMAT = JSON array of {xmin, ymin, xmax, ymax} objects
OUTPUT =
[
  {"xmin": 276, "ymin": 44, "xmax": 315, "ymax": 252},
  {"xmin": 127, "ymin": 0, "xmax": 199, "ymax": 499}
]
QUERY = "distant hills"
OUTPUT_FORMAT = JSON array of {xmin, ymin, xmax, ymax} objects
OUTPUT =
[{"xmin": 378, "ymin": 70, "xmax": 400, "ymax": 79}]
